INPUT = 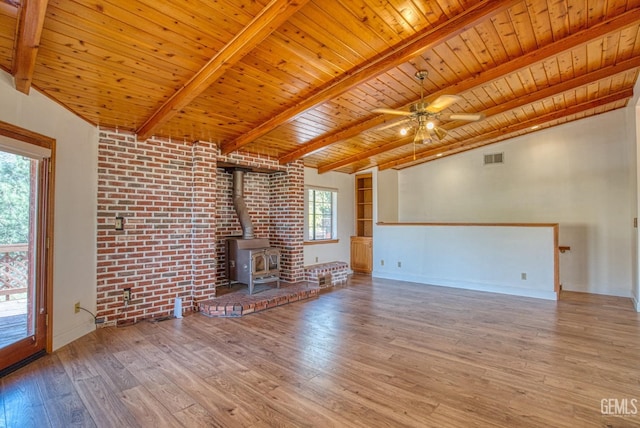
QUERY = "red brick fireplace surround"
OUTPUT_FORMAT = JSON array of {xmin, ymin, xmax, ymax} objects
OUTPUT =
[{"xmin": 96, "ymin": 128, "xmax": 304, "ymax": 326}]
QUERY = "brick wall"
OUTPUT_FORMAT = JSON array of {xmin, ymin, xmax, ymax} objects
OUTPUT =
[
  {"xmin": 97, "ymin": 130, "xmax": 304, "ymax": 325},
  {"xmin": 270, "ymin": 162, "xmax": 305, "ymax": 282},
  {"xmin": 191, "ymin": 141, "xmax": 218, "ymax": 303}
]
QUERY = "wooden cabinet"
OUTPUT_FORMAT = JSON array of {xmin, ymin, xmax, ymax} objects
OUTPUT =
[
  {"xmin": 351, "ymin": 236, "xmax": 372, "ymax": 274},
  {"xmin": 351, "ymin": 173, "xmax": 373, "ymax": 274}
]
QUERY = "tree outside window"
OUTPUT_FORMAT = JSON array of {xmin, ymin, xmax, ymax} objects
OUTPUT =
[{"xmin": 0, "ymin": 152, "xmax": 31, "ymax": 245}]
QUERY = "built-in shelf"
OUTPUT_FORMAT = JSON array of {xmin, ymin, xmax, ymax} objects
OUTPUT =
[
  {"xmin": 352, "ymin": 173, "xmax": 373, "ymax": 274},
  {"xmin": 355, "ymin": 173, "xmax": 373, "ymax": 237}
]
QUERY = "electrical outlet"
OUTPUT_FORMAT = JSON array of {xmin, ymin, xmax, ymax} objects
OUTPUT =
[
  {"xmin": 380, "ymin": 259, "xmax": 384, "ymax": 266},
  {"xmin": 397, "ymin": 261, "xmax": 402, "ymax": 268},
  {"xmin": 315, "ymin": 256, "xmax": 319, "ymax": 262},
  {"xmin": 115, "ymin": 216, "xmax": 124, "ymax": 230},
  {"xmin": 521, "ymin": 272, "xmax": 527, "ymax": 280},
  {"xmin": 74, "ymin": 302, "xmax": 80, "ymax": 313},
  {"xmin": 123, "ymin": 288, "xmax": 131, "ymax": 302}
]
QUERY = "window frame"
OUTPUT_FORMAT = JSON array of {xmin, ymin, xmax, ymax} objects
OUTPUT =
[{"xmin": 304, "ymin": 186, "xmax": 338, "ymax": 243}]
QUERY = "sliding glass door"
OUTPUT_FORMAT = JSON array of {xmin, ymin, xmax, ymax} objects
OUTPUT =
[{"xmin": 0, "ymin": 127, "xmax": 52, "ymax": 374}]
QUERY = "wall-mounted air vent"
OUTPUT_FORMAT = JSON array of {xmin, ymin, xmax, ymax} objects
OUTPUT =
[{"xmin": 484, "ymin": 152, "xmax": 504, "ymax": 165}]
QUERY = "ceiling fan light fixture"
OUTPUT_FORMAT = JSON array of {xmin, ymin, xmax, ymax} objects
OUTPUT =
[
  {"xmin": 414, "ymin": 126, "xmax": 431, "ymax": 144},
  {"xmin": 432, "ymin": 126, "xmax": 447, "ymax": 140},
  {"xmin": 372, "ymin": 69, "xmax": 482, "ymax": 148}
]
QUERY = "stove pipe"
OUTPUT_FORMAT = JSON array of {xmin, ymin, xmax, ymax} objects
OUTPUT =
[{"xmin": 232, "ymin": 169, "xmax": 254, "ymax": 239}]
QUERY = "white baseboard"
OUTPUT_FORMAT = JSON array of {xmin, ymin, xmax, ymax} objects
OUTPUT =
[
  {"xmin": 52, "ymin": 321, "xmax": 95, "ymax": 351},
  {"xmin": 372, "ymin": 271, "xmax": 557, "ymax": 301}
]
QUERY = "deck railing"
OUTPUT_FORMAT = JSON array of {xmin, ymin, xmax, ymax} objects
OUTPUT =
[{"xmin": 0, "ymin": 244, "xmax": 28, "ymax": 301}]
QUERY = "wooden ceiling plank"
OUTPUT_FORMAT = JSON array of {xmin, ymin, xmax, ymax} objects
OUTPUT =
[
  {"xmin": 280, "ymin": 8, "xmax": 640, "ymax": 165},
  {"xmin": 431, "ymin": 41, "xmax": 476, "ymax": 84},
  {"xmin": 380, "ymin": 88, "xmax": 633, "ymax": 170},
  {"xmin": 13, "ymin": 0, "xmax": 49, "ymax": 94},
  {"xmin": 221, "ymin": 0, "xmax": 523, "ymax": 155},
  {"xmin": 605, "ymin": 0, "xmax": 629, "ymax": 18},
  {"xmin": 50, "ymin": 0, "xmax": 222, "ymax": 65},
  {"xmin": 546, "ymin": 0, "xmax": 570, "ymax": 42},
  {"xmin": 385, "ymin": 0, "xmax": 430, "ymax": 32},
  {"xmin": 459, "ymin": 26, "xmax": 499, "ymax": 70},
  {"xmin": 319, "ymin": 55, "xmax": 640, "ymax": 173},
  {"xmin": 474, "ymin": 16, "xmax": 510, "ymax": 64},
  {"xmin": 135, "ymin": 0, "xmax": 310, "ymax": 141},
  {"xmin": 336, "ymin": 0, "xmax": 407, "ymax": 50},
  {"xmin": 0, "ymin": 1, "xmax": 17, "ymax": 17},
  {"xmin": 38, "ymin": 27, "xmax": 198, "ymax": 88},
  {"xmin": 491, "ymin": 7, "xmax": 524, "ymax": 58},
  {"xmin": 509, "ymin": 1, "xmax": 541, "ymax": 51},
  {"xmin": 588, "ymin": 0, "xmax": 606, "ymax": 27},
  {"xmin": 127, "ymin": 0, "xmax": 251, "ymax": 45},
  {"xmin": 294, "ymin": 4, "xmax": 376, "ymax": 63},
  {"xmin": 35, "ymin": 48, "xmax": 185, "ymax": 89},
  {"xmin": 568, "ymin": 0, "xmax": 588, "ymax": 32}
]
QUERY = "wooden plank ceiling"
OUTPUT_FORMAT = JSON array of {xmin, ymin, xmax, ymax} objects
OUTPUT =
[{"xmin": 1, "ymin": 0, "xmax": 640, "ymax": 173}]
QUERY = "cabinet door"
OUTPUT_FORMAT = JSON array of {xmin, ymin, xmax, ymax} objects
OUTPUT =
[{"xmin": 351, "ymin": 236, "xmax": 372, "ymax": 274}]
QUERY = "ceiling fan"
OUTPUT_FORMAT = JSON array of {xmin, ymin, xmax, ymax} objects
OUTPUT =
[{"xmin": 374, "ymin": 70, "xmax": 484, "ymax": 144}]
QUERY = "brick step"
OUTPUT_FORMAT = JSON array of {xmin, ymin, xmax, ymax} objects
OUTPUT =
[{"xmin": 304, "ymin": 261, "xmax": 348, "ymax": 287}]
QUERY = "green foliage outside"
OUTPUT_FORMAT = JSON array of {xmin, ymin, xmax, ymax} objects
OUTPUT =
[{"xmin": 0, "ymin": 151, "xmax": 31, "ymax": 245}]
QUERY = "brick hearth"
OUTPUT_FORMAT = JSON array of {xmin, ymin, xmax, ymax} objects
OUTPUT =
[{"xmin": 199, "ymin": 282, "xmax": 320, "ymax": 317}]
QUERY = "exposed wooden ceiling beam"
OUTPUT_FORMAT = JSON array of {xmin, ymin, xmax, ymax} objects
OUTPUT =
[
  {"xmin": 220, "ymin": 0, "xmax": 522, "ymax": 155},
  {"xmin": 136, "ymin": 0, "xmax": 310, "ymax": 141},
  {"xmin": 288, "ymin": 6, "xmax": 640, "ymax": 166},
  {"xmin": 318, "ymin": 138, "xmax": 411, "ymax": 174},
  {"xmin": 278, "ymin": 115, "xmax": 394, "ymax": 165},
  {"xmin": 377, "ymin": 89, "xmax": 633, "ymax": 171},
  {"xmin": 318, "ymin": 54, "xmax": 640, "ymax": 174},
  {"xmin": 13, "ymin": 0, "xmax": 49, "ymax": 94}
]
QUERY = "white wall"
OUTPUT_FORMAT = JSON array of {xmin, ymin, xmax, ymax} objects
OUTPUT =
[
  {"xmin": 374, "ymin": 224, "xmax": 557, "ymax": 300},
  {"xmin": 377, "ymin": 169, "xmax": 398, "ymax": 222},
  {"xmin": 0, "ymin": 70, "xmax": 98, "ymax": 349},
  {"xmin": 396, "ymin": 110, "xmax": 636, "ymax": 297},
  {"xmin": 304, "ymin": 167, "xmax": 354, "ymax": 266},
  {"xmin": 628, "ymin": 74, "xmax": 640, "ymax": 311}
]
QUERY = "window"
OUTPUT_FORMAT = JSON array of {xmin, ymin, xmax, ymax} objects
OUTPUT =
[{"xmin": 306, "ymin": 187, "xmax": 337, "ymax": 241}]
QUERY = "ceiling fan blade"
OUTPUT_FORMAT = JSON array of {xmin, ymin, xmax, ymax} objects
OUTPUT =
[
  {"xmin": 431, "ymin": 126, "xmax": 447, "ymax": 140},
  {"xmin": 376, "ymin": 118, "xmax": 412, "ymax": 131},
  {"xmin": 373, "ymin": 108, "xmax": 413, "ymax": 116},
  {"xmin": 440, "ymin": 112, "xmax": 485, "ymax": 121},
  {"xmin": 425, "ymin": 95, "xmax": 462, "ymax": 113}
]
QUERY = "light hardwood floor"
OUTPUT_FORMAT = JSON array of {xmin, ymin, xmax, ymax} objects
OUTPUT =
[{"xmin": 2, "ymin": 275, "xmax": 640, "ymax": 427}]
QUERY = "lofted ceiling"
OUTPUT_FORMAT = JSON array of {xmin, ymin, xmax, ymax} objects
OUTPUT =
[{"xmin": 1, "ymin": 0, "xmax": 640, "ymax": 174}]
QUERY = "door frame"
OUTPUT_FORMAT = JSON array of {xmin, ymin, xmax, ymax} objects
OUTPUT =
[{"xmin": 0, "ymin": 119, "xmax": 55, "ymax": 355}]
